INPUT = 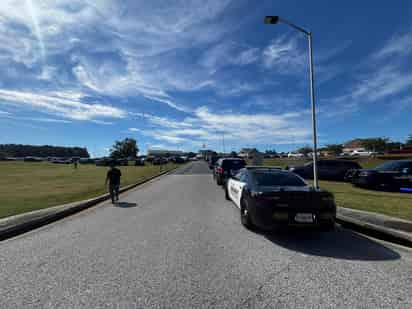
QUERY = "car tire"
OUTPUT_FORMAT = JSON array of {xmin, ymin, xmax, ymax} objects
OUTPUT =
[
  {"xmin": 225, "ymin": 185, "xmax": 230, "ymax": 200},
  {"xmin": 217, "ymin": 177, "xmax": 223, "ymax": 186},
  {"xmin": 240, "ymin": 198, "xmax": 254, "ymax": 229}
]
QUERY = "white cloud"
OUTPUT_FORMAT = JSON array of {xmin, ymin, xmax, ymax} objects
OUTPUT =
[
  {"xmin": 0, "ymin": 0, "xmax": 243, "ymax": 112},
  {"xmin": 128, "ymin": 128, "xmax": 141, "ymax": 132},
  {"xmin": 130, "ymin": 113, "xmax": 193, "ymax": 129},
  {"xmin": 372, "ymin": 28, "xmax": 412, "ymax": 60},
  {"xmin": 352, "ymin": 65, "xmax": 412, "ymax": 102},
  {"xmin": 262, "ymin": 35, "xmax": 306, "ymax": 73},
  {"xmin": 320, "ymin": 28, "xmax": 412, "ymax": 118},
  {"xmin": 90, "ymin": 120, "xmax": 113, "ymax": 125},
  {"xmin": 143, "ymin": 95, "xmax": 191, "ymax": 113},
  {"xmin": 0, "ymin": 89, "xmax": 126, "ymax": 121},
  {"xmin": 0, "ymin": 114, "xmax": 72, "ymax": 123},
  {"xmin": 154, "ymin": 135, "xmax": 187, "ymax": 144},
  {"xmin": 233, "ymin": 47, "xmax": 260, "ymax": 65},
  {"xmin": 200, "ymin": 42, "xmax": 260, "ymax": 73}
]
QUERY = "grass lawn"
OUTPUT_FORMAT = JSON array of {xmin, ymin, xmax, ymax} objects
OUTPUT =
[
  {"xmin": 262, "ymin": 158, "xmax": 412, "ymax": 221},
  {"xmin": 318, "ymin": 180, "xmax": 412, "ymax": 221},
  {"xmin": 262, "ymin": 157, "xmax": 388, "ymax": 169},
  {"xmin": 0, "ymin": 161, "xmax": 178, "ymax": 219}
]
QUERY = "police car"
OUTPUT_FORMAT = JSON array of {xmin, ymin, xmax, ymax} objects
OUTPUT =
[{"xmin": 225, "ymin": 167, "xmax": 336, "ymax": 231}]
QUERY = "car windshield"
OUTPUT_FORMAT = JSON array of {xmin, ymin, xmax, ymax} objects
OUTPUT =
[
  {"xmin": 222, "ymin": 160, "xmax": 246, "ymax": 169},
  {"xmin": 211, "ymin": 157, "xmax": 220, "ymax": 164},
  {"xmin": 252, "ymin": 172, "xmax": 306, "ymax": 187}
]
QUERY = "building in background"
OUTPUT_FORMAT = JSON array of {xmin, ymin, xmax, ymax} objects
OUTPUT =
[
  {"xmin": 342, "ymin": 139, "xmax": 366, "ymax": 154},
  {"xmin": 238, "ymin": 148, "xmax": 261, "ymax": 159},
  {"xmin": 198, "ymin": 149, "xmax": 215, "ymax": 160}
]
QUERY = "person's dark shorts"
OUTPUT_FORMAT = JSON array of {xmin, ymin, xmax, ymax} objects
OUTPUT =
[{"xmin": 109, "ymin": 183, "xmax": 120, "ymax": 200}]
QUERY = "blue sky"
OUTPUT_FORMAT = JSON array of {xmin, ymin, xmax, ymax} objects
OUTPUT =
[{"xmin": 0, "ymin": 1, "xmax": 412, "ymax": 156}]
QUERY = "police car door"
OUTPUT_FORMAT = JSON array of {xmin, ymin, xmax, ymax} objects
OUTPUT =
[{"xmin": 231, "ymin": 170, "xmax": 247, "ymax": 208}]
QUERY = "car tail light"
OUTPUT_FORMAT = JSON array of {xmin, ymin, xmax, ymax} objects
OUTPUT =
[{"xmin": 217, "ymin": 167, "xmax": 224, "ymax": 174}]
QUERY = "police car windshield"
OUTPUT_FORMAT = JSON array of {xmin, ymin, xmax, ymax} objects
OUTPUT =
[
  {"xmin": 252, "ymin": 172, "xmax": 306, "ymax": 187},
  {"xmin": 222, "ymin": 159, "xmax": 246, "ymax": 169}
]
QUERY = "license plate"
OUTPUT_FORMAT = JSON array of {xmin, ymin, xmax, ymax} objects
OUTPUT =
[{"xmin": 295, "ymin": 213, "xmax": 314, "ymax": 223}]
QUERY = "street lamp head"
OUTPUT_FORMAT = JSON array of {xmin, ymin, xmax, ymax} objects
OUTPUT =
[{"xmin": 264, "ymin": 16, "xmax": 279, "ymax": 24}]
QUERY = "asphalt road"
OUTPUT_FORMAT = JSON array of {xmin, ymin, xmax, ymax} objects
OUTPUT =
[{"xmin": 1, "ymin": 161, "xmax": 412, "ymax": 308}]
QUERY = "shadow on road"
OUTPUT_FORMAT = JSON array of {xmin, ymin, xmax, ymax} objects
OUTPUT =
[
  {"xmin": 115, "ymin": 202, "xmax": 138, "ymax": 208},
  {"xmin": 261, "ymin": 227, "xmax": 400, "ymax": 261}
]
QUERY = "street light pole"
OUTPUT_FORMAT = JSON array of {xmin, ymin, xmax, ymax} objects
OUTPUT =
[
  {"xmin": 264, "ymin": 16, "xmax": 319, "ymax": 189},
  {"xmin": 308, "ymin": 33, "xmax": 319, "ymax": 189}
]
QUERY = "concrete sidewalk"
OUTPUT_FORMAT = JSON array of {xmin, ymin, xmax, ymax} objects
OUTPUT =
[{"xmin": 337, "ymin": 207, "xmax": 412, "ymax": 247}]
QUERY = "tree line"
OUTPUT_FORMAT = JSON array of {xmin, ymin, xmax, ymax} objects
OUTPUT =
[
  {"xmin": 295, "ymin": 135, "xmax": 412, "ymax": 156},
  {"xmin": 0, "ymin": 144, "xmax": 90, "ymax": 158}
]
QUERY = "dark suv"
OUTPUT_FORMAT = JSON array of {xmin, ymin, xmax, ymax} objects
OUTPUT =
[
  {"xmin": 351, "ymin": 160, "xmax": 412, "ymax": 191},
  {"xmin": 208, "ymin": 155, "xmax": 221, "ymax": 170},
  {"xmin": 289, "ymin": 160, "xmax": 361, "ymax": 181},
  {"xmin": 214, "ymin": 158, "xmax": 246, "ymax": 185}
]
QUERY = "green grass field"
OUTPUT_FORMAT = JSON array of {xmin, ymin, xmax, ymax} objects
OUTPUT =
[
  {"xmin": 0, "ymin": 161, "xmax": 178, "ymax": 219},
  {"xmin": 262, "ymin": 157, "xmax": 388, "ymax": 169},
  {"xmin": 262, "ymin": 158, "xmax": 412, "ymax": 221},
  {"xmin": 317, "ymin": 180, "xmax": 412, "ymax": 221}
]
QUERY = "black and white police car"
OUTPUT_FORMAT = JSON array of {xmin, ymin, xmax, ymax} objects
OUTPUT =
[{"xmin": 225, "ymin": 167, "xmax": 336, "ymax": 231}]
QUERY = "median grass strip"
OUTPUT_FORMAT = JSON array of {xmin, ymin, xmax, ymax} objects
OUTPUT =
[
  {"xmin": 263, "ymin": 158, "xmax": 412, "ymax": 221},
  {"xmin": 0, "ymin": 161, "xmax": 178, "ymax": 219}
]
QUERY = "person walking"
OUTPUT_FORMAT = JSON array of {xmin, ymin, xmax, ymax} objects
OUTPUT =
[{"xmin": 105, "ymin": 161, "xmax": 122, "ymax": 204}]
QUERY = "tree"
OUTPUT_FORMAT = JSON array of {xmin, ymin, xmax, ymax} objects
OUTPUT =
[
  {"xmin": 110, "ymin": 138, "xmax": 139, "ymax": 159},
  {"xmin": 406, "ymin": 134, "xmax": 412, "ymax": 146},
  {"xmin": 324, "ymin": 144, "xmax": 343, "ymax": 156},
  {"xmin": 361, "ymin": 138, "xmax": 389, "ymax": 152},
  {"xmin": 0, "ymin": 144, "xmax": 89, "ymax": 158}
]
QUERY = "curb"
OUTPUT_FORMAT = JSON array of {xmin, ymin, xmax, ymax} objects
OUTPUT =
[
  {"xmin": 336, "ymin": 213, "xmax": 412, "ymax": 248},
  {"xmin": 0, "ymin": 165, "xmax": 181, "ymax": 241}
]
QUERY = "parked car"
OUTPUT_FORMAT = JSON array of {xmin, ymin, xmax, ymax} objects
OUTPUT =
[
  {"xmin": 24, "ymin": 156, "xmax": 43, "ymax": 162},
  {"xmin": 289, "ymin": 160, "xmax": 362, "ymax": 181},
  {"xmin": 79, "ymin": 158, "xmax": 95, "ymax": 164},
  {"xmin": 225, "ymin": 167, "xmax": 336, "ymax": 231},
  {"xmin": 169, "ymin": 156, "xmax": 185, "ymax": 164},
  {"xmin": 134, "ymin": 158, "xmax": 145, "ymax": 166},
  {"xmin": 51, "ymin": 158, "xmax": 72, "ymax": 164},
  {"xmin": 95, "ymin": 158, "xmax": 109, "ymax": 166},
  {"xmin": 153, "ymin": 157, "xmax": 167, "ymax": 165},
  {"xmin": 208, "ymin": 155, "xmax": 221, "ymax": 170},
  {"xmin": 95, "ymin": 158, "xmax": 127, "ymax": 166},
  {"xmin": 350, "ymin": 160, "xmax": 412, "ymax": 191},
  {"xmin": 117, "ymin": 158, "xmax": 129, "ymax": 166},
  {"xmin": 287, "ymin": 152, "xmax": 305, "ymax": 158},
  {"xmin": 214, "ymin": 158, "xmax": 246, "ymax": 185},
  {"xmin": 349, "ymin": 150, "xmax": 375, "ymax": 157}
]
